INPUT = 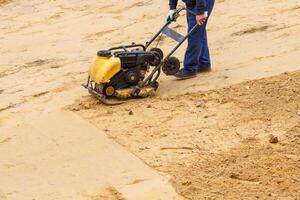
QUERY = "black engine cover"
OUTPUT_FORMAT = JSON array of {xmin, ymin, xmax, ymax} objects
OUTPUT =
[
  {"xmin": 108, "ymin": 69, "xmax": 141, "ymax": 90},
  {"xmin": 116, "ymin": 51, "xmax": 156, "ymax": 69},
  {"xmin": 106, "ymin": 49, "xmax": 161, "ymax": 91}
]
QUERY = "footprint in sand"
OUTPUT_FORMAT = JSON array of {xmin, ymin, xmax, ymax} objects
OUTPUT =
[
  {"xmin": 0, "ymin": 0, "xmax": 12, "ymax": 7},
  {"xmin": 91, "ymin": 187, "xmax": 126, "ymax": 200},
  {"xmin": 0, "ymin": 137, "xmax": 12, "ymax": 144},
  {"xmin": 0, "ymin": 104, "xmax": 14, "ymax": 112},
  {"xmin": 84, "ymin": 29, "xmax": 118, "ymax": 42},
  {"xmin": 231, "ymin": 25, "xmax": 275, "ymax": 36},
  {"xmin": 23, "ymin": 59, "xmax": 50, "ymax": 68},
  {"xmin": 131, "ymin": 1, "xmax": 153, "ymax": 8},
  {"xmin": 101, "ymin": 1, "xmax": 152, "ymax": 14},
  {"xmin": 32, "ymin": 91, "xmax": 50, "ymax": 98}
]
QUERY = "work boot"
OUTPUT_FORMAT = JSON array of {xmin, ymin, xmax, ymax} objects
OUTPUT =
[
  {"xmin": 174, "ymin": 68, "xmax": 197, "ymax": 79},
  {"xmin": 197, "ymin": 64, "xmax": 211, "ymax": 73}
]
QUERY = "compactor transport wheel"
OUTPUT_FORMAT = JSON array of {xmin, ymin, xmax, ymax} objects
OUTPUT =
[{"xmin": 162, "ymin": 56, "xmax": 180, "ymax": 76}]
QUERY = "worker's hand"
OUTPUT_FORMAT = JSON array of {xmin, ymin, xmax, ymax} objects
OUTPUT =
[
  {"xmin": 167, "ymin": 9, "xmax": 176, "ymax": 22},
  {"xmin": 196, "ymin": 14, "xmax": 207, "ymax": 26}
]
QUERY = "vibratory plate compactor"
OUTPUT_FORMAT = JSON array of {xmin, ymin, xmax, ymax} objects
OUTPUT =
[{"xmin": 82, "ymin": 8, "xmax": 200, "ymax": 104}]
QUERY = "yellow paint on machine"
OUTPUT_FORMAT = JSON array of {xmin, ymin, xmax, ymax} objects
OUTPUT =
[{"xmin": 88, "ymin": 56, "xmax": 121, "ymax": 84}]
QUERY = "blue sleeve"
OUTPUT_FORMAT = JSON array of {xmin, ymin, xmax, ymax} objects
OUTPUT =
[
  {"xmin": 196, "ymin": 0, "xmax": 206, "ymax": 14},
  {"xmin": 169, "ymin": 0, "xmax": 178, "ymax": 10}
]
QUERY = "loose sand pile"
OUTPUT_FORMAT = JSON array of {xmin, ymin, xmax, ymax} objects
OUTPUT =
[
  {"xmin": 0, "ymin": 0, "xmax": 300, "ymax": 199},
  {"xmin": 72, "ymin": 71, "xmax": 300, "ymax": 199}
]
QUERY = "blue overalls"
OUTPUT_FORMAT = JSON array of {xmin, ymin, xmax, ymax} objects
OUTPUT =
[{"xmin": 184, "ymin": 0, "xmax": 215, "ymax": 72}]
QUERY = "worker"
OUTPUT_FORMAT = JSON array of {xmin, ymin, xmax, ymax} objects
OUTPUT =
[{"xmin": 168, "ymin": 0, "xmax": 215, "ymax": 79}]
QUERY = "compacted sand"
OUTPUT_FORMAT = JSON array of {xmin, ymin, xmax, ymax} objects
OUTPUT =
[{"xmin": 0, "ymin": 0, "xmax": 300, "ymax": 199}]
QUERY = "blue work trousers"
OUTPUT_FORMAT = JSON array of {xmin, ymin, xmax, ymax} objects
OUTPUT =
[{"xmin": 184, "ymin": 0, "xmax": 215, "ymax": 72}]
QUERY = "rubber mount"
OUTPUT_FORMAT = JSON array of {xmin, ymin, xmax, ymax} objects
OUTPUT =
[
  {"xmin": 97, "ymin": 50, "xmax": 112, "ymax": 57},
  {"xmin": 132, "ymin": 87, "xmax": 141, "ymax": 97},
  {"xmin": 103, "ymin": 84, "xmax": 115, "ymax": 97},
  {"xmin": 162, "ymin": 56, "xmax": 180, "ymax": 76},
  {"xmin": 150, "ymin": 81, "xmax": 159, "ymax": 90}
]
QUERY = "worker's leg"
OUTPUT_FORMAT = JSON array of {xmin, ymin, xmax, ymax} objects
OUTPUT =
[
  {"xmin": 175, "ymin": 1, "xmax": 214, "ymax": 79},
  {"xmin": 183, "ymin": 6, "xmax": 206, "ymax": 73},
  {"xmin": 198, "ymin": 0, "xmax": 215, "ymax": 70},
  {"xmin": 199, "ymin": 30, "xmax": 210, "ymax": 66}
]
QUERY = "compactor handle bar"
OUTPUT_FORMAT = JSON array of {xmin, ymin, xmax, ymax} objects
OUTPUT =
[
  {"xmin": 145, "ymin": 7, "xmax": 198, "ymax": 52},
  {"xmin": 106, "ymin": 8, "xmax": 198, "ymax": 55},
  {"xmin": 139, "ymin": 8, "xmax": 200, "ymax": 87},
  {"xmin": 109, "ymin": 44, "xmax": 146, "ymax": 52}
]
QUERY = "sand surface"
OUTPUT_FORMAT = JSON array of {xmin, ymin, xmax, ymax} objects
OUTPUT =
[
  {"xmin": 74, "ymin": 71, "xmax": 300, "ymax": 199},
  {"xmin": 0, "ymin": 111, "xmax": 182, "ymax": 200},
  {"xmin": 0, "ymin": 0, "xmax": 300, "ymax": 199}
]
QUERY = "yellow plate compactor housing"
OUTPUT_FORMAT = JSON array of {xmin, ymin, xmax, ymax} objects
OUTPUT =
[
  {"xmin": 83, "ymin": 46, "xmax": 167, "ymax": 104},
  {"xmin": 89, "ymin": 55, "xmax": 121, "ymax": 85}
]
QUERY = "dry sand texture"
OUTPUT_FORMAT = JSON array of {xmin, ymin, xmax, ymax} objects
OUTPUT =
[
  {"xmin": 73, "ymin": 71, "xmax": 300, "ymax": 199},
  {"xmin": 0, "ymin": 0, "xmax": 300, "ymax": 199}
]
